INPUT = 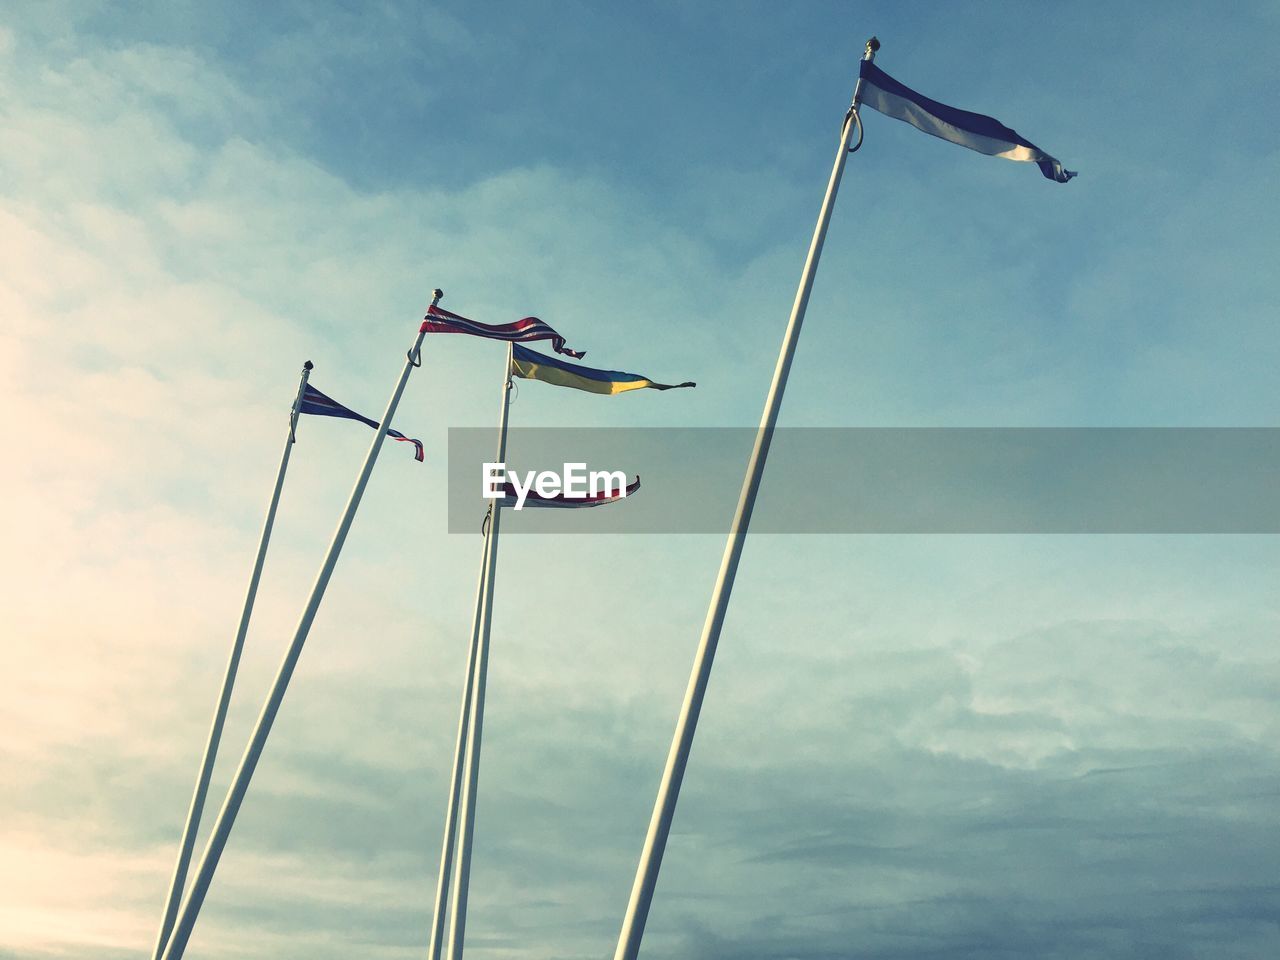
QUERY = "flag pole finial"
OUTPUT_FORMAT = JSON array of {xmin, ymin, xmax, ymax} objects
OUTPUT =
[
  {"xmin": 303, "ymin": 360, "xmax": 313, "ymax": 371},
  {"xmin": 848, "ymin": 37, "xmax": 879, "ymax": 148},
  {"xmin": 414, "ymin": 291, "xmax": 444, "ymax": 366}
]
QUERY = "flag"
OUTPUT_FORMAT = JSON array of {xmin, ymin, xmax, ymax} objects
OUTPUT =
[
  {"xmin": 857, "ymin": 60, "xmax": 1075, "ymax": 182},
  {"xmin": 298, "ymin": 384, "xmax": 424, "ymax": 462},
  {"xmin": 510, "ymin": 343, "xmax": 694, "ymax": 396},
  {"xmin": 421, "ymin": 304, "xmax": 585, "ymax": 358},
  {"xmin": 497, "ymin": 475, "xmax": 640, "ymax": 509}
]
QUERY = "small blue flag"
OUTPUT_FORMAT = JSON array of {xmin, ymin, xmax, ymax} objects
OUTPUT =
[{"xmin": 298, "ymin": 384, "xmax": 424, "ymax": 462}]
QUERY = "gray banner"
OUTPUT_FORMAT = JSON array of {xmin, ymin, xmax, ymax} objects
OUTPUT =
[{"xmin": 446, "ymin": 428, "xmax": 1280, "ymax": 534}]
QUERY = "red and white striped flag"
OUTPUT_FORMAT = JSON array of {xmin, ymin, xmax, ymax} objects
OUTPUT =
[
  {"xmin": 499, "ymin": 476, "xmax": 639, "ymax": 509},
  {"xmin": 420, "ymin": 303, "xmax": 585, "ymax": 358}
]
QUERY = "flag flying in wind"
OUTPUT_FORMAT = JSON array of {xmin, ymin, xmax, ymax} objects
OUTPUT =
[
  {"xmin": 498, "ymin": 475, "xmax": 640, "ymax": 509},
  {"xmin": 510, "ymin": 343, "xmax": 695, "ymax": 395},
  {"xmin": 857, "ymin": 60, "xmax": 1075, "ymax": 182},
  {"xmin": 421, "ymin": 304, "xmax": 585, "ymax": 358},
  {"xmin": 298, "ymin": 384, "xmax": 425, "ymax": 461}
]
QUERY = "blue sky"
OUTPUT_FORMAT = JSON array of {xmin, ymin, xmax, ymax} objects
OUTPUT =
[{"xmin": 3, "ymin": 2, "xmax": 1279, "ymax": 958}]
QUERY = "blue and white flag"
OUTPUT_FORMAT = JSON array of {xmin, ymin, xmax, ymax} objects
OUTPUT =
[
  {"xmin": 857, "ymin": 61, "xmax": 1075, "ymax": 183},
  {"xmin": 298, "ymin": 384, "xmax": 424, "ymax": 462}
]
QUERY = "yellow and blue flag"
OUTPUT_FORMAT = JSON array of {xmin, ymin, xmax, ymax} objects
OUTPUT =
[{"xmin": 510, "ymin": 343, "xmax": 694, "ymax": 396}]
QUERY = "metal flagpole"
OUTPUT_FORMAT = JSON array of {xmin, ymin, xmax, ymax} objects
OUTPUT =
[
  {"xmin": 427, "ymin": 526, "xmax": 491, "ymax": 960},
  {"xmin": 150, "ymin": 360, "xmax": 314, "ymax": 960},
  {"xmin": 158, "ymin": 289, "xmax": 445, "ymax": 960},
  {"xmin": 445, "ymin": 342, "xmax": 514, "ymax": 960},
  {"xmin": 612, "ymin": 38, "xmax": 880, "ymax": 960}
]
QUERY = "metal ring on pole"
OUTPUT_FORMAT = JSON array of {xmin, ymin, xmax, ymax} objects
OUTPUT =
[
  {"xmin": 407, "ymin": 347, "xmax": 422, "ymax": 367},
  {"xmin": 845, "ymin": 107, "xmax": 864, "ymax": 153},
  {"xmin": 481, "ymin": 506, "xmax": 492, "ymax": 536}
]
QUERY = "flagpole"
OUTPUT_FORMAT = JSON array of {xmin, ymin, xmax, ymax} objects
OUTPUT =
[
  {"xmin": 612, "ymin": 38, "xmax": 879, "ymax": 960},
  {"xmin": 158, "ymin": 289, "xmax": 444, "ymax": 960},
  {"xmin": 427, "ymin": 526, "xmax": 491, "ymax": 960},
  {"xmin": 445, "ymin": 342, "xmax": 513, "ymax": 960},
  {"xmin": 150, "ymin": 360, "xmax": 313, "ymax": 960}
]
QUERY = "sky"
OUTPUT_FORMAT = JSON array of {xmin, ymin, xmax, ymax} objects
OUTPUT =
[{"xmin": 2, "ymin": 1, "xmax": 1279, "ymax": 958}]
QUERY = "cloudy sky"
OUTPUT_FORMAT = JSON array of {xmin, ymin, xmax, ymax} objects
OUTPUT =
[{"xmin": 3, "ymin": 2, "xmax": 1279, "ymax": 958}]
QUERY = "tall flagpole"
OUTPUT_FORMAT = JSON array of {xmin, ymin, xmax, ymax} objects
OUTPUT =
[
  {"xmin": 445, "ymin": 342, "xmax": 513, "ymax": 960},
  {"xmin": 613, "ymin": 39, "xmax": 880, "ymax": 960},
  {"xmin": 427, "ymin": 525, "xmax": 491, "ymax": 960},
  {"xmin": 151, "ymin": 360, "xmax": 314, "ymax": 960},
  {"xmin": 158, "ymin": 289, "xmax": 445, "ymax": 960}
]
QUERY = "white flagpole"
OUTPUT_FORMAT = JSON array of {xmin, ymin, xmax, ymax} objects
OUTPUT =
[
  {"xmin": 613, "ymin": 39, "xmax": 880, "ymax": 960},
  {"xmin": 427, "ymin": 525, "xmax": 491, "ymax": 960},
  {"xmin": 445, "ymin": 342, "xmax": 513, "ymax": 960},
  {"xmin": 150, "ymin": 360, "xmax": 314, "ymax": 960},
  {"xmin": 158, "ymin": 289, "xmax": 444, "ymax": 960}
]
